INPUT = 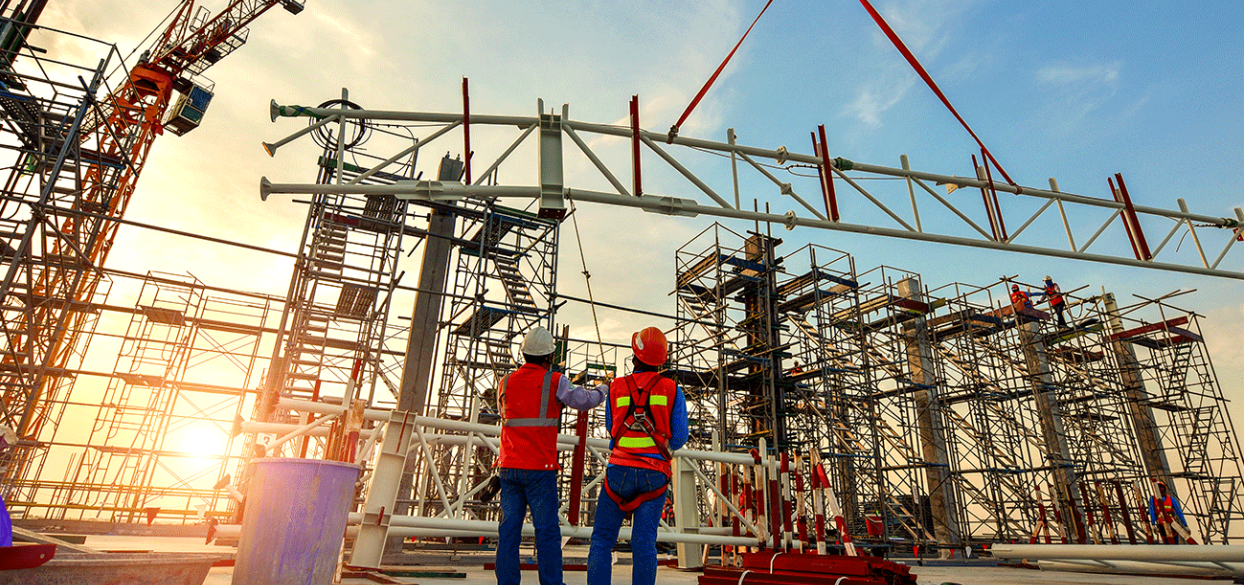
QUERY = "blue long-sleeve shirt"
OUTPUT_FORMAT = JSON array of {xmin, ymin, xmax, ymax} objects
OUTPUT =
[
  {"xmin": 605, "ymin": 380, "xmax": 688, "ymax": 463},
  {"xmin": 1149, "ymin": 493, "xmax": 1187, "ymax": 525}
]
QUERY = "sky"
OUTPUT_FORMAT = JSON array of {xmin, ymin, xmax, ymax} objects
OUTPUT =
[{"xmin": 30, "ymin": 1, "xmax": 1244, "ymax": 423}]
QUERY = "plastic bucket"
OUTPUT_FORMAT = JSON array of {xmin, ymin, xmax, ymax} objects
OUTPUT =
[
  {"xmin": 232, "ymin": 458, "xmax": 361, "ymax": 585},
  {"xmin": 865, "ymin": 515, "xmax": 884, "ymax": 536}
]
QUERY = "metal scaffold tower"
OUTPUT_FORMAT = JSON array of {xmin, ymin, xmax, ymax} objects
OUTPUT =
[
  {"xmin": 414, "ymin": 194, "xmax": 560, "ymax": 518},
  {"xmin": 1102, "ymin": 296, "xmax": 1244, "ymax": 544},
  {"xmin": 432, "ymin": 199, "xmax": 558, "ymax": 421},
  {"xmin": 672, "ymin": 224, "xmax": 958, "ymax": 546},
  {"xmin": 0, "ymin": 14, "xmax": 132, "ymax": 501},
  {"xmin": 257, "ymin": 110, "xmax": 413, "ymax": 458},
  {"xmin": 672, "ymin": 223, "xmax": 782, "ymax": 451},
  {"xmin": 41, "ymin": 273, "xmax": 272, "ymax": 524},
  {"xmin": 925, "ymin": 282, "xmax": 1075, "ymax": 543}
]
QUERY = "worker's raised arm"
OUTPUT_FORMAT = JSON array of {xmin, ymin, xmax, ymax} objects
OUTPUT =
[
  {"xmin": 555, "ymin": 373, "xmax": 607, "ymax": 411},
  {"xmin": 668, "ymin": 386, "xmax": 689, "ymax": 452}
]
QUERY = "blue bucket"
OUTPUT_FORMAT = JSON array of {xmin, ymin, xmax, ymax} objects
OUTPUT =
[{"xmin": 232, "ymin": 458, "xmax": 361, "ymax": 585}]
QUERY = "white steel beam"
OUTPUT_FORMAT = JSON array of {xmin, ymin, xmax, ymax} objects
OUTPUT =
[{"xmin": 261, "ymin": 102, "xmax": 1244, "ymax": 279}]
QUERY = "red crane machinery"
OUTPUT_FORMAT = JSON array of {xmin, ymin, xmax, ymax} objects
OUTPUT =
[{"xmin": 0, "ymin": 0, "xmax": 303, "ymax": 474}]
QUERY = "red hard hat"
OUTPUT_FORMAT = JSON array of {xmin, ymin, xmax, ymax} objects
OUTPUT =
[{"xmin": 632, "ymin": 327, "xmax": 668, "ymax": 366}]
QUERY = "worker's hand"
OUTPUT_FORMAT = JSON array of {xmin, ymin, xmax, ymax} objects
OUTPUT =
[{"xmin": 571, "ymin": 371, "xmax": 587, "ymax": 384}]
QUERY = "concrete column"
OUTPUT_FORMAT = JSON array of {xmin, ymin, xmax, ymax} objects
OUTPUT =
[
  {"xmin": 1017, "ymin": 320, "xmax": 1082, "ymax": 538},
  {"xmin": 396, "ymin": 207, "xmax": 456, "ymax": 413},
  {"xmin": 388, "ymin": 202, "xmax": 456, "ymax": 556},
  {"xmin": 898, "ymin": 277, "xmax": 961, "ymax": 550},
  {"xmin": 1102, "ymin": 293, "xmax": 1173, "ymax": 485}
]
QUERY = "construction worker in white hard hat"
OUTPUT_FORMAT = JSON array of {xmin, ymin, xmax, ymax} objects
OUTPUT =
[
  {"xmin": 1040, "ymin": 275, "xmax": 1068, "ymax": 328},
  {"xmin": 495, "ymin": 326, "xmax": 608, "ymax": 585}
]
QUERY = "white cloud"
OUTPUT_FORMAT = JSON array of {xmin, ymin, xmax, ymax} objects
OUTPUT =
[
  {"xmin": 843, "ymin": 76, "xmax": 916, "ymax": 128},
  {"xmin": 1036, "ymin": 63, "xmax": 1121, "ymax": 87},
  {"xmin": 841, "ymin": 0, "xmax": 984, "ymax": 129}
]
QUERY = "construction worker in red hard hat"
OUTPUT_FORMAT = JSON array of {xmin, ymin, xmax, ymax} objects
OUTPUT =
[
  {"xmin": 1148, "ymin": 480, "xmax": 1191, "ymax": 544},
  {"xmin": 1010, "ymin": 283, "xmax": 1034, "ymax": 311},
  {"xmin": 587, "ymin": 327, "xmax": 688, "ymax": 585},
  {"xmin": 495, "ymin": 326, "xmax": 608, "ymax": 585}
]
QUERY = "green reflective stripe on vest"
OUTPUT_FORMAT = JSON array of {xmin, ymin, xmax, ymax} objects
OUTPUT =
[
  {"xmin": 616, "ymin": 396, "xmax": 631, "ymax": 407},
  {"xmin": 648, "ymin": 395, "xmax": 668, "ymax": 406},
  {"xmin": 617, "ymin": 436, "xmax": 656, "ymax": 448}
]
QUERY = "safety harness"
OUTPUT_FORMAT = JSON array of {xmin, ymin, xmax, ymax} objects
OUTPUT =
[{"xmin": 604, "ymin": 375, "xmax": 671, "ymax": 512}]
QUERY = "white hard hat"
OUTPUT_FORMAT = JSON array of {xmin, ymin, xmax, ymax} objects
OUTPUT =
[
  {"xmin": 520, "ymin": 326, "xmax": 556, "ymax": 356},
  {"xmin": 1044, "ymin": 275, "xmax": 1052, "ymax": 281}
]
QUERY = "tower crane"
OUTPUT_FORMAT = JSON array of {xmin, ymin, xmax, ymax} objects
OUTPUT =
[{"xmin": 0, "ymin": 0, "xmax": 303, "ymax": 459}]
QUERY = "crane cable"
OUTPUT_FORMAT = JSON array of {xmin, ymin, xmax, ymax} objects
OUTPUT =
[
  {"xmin": 857, "ymin": 0, "xmax": 1021, "ymax": 192},
  {"xmin": 565, "ymin": 195, "xmax": 610, "ymax": 375},
  {"xmin": 667, "ymin": 0, "xmax": 776, "ymax": 143}
]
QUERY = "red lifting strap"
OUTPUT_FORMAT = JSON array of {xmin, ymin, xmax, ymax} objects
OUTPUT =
[
  {"xmin": 604, "ymin": 477, "xmax": 668, "ymax": 513},
  {"xmin": 858, "ymin": 0, "xmax": 1020, "ymax": 192},
  {"xmin": 668, "ymin": 0, "xmax": 775, "ymax": 143}
]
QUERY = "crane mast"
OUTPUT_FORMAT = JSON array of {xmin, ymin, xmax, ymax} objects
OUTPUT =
[{"xmin": 0, "ymin": 0, "xmax": 301, "ymax": 457}]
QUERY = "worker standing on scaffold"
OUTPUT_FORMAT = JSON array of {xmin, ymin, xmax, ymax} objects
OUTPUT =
[
  {"xmin": 1010, "ymin": 284, "xmax": 1034, "ymax": 310},
  {"xmin": 1149, "ymin": 480, "xmax": 1191, "ymax": 544},
  {"xmin": 1042, "ymin": 275, "xmax": 1068, "ymax": 328},
  {"xmin": 495, "ymin": 326, "xmax": 608, "ymax": 585},
  {"xmin": 587, "ymin": 327, "xmax": 689, "ymax": 585}
]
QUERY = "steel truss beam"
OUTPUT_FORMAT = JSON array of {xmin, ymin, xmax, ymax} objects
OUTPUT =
[{"xmin": 259, "ymin": 102, "xmax": 1244, "ymax": 280}]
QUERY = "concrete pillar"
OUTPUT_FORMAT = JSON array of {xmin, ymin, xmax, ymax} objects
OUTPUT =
[
  {"xmin": 898, "ymin": 277, "xmax": 961, "ymax": 551},
  {"xmin": 396, "ymin": 207, "xmax": 456, "ymax": 413},
  {"xmin": 1102, "ymin": 293, "xmax": 1173, "ymax": 485},
  {"xmin": 1017, "ymin": 320, "xmax": 1083, "ymax": 539},
  {"xmin": 388, "ymin": 188, "xmax": 458, "ymax": 556}
]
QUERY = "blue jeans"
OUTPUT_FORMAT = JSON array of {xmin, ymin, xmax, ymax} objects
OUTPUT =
[
  {"xmin": 587, "ymin": 465, "xmax": 668, "ymax": 585},
  {"xmin": 496, "ymin": 468, "xmax": 563, "ymax": 585}
]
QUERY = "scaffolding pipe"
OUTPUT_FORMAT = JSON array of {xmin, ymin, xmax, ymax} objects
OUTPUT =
[
  {"xmin": 992, "ymin": 543, "xmax": 1244, "ymax": 563},
  {"xmin": 214, "ymin": 519, "xmax": 757, "ymax": 547}
]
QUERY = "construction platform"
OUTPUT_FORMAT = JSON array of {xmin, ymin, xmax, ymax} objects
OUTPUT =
[{"xmin": 25, "ymin": 535, "xmax": 1222, "ymax": 585}]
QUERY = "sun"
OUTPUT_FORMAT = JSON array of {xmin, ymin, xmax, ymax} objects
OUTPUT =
[{"xmin": 177, "ymin": 424, "xmax": 228, "ymax": 460}]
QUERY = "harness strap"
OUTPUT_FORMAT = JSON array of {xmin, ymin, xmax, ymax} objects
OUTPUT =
[
  {"xmin": 609, "ymin": 375, "xmax": 663, "ymax": 441},
  {"xmin": 503, "ymin": 369, "xmax": 559, "ymax": 427},
  {"xmin": 603, "ymin": 475, "xmax": 668, "ymax": 512}
]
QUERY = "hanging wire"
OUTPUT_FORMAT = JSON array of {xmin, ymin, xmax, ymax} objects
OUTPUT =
[{"xmin": 565, "ymin": 194, "xmax": 609, "ymax": 373}]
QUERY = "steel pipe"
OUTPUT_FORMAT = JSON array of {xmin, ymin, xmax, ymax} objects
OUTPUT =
[
  {"xmin": 264, "ymin": 103, "xmax": 1239, "ymax": 228},
  {"xmin": 1037, "ymin": 559, "xmax": 1244, "ymax": 578},
  {"xmin": 259, "ymin": 179, "xmax": 1244, "ymax": 280},
  {"xmin": 991, "ymin": 543, "xmax": 1244, "ymax": 563}
]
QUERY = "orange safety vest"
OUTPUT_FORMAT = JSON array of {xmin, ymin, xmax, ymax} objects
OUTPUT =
[
  {"xmin": 608, "ymin": 372, "xmax": 677, "ymax": 476},
  {"xmin": 1011, "ymin": 290, "xmax": 1032, "ymax": 309},
  {"xmin": 1154, "ymin": 494, "xmax": 1176, "ymax": 522},
  {"xmin": 1044, "ymin": 283, "xmax": 1064, "ymax": 306},
  {"xmin": 496, "ymin": 364, "xmax": 564, "ymax": 470}
]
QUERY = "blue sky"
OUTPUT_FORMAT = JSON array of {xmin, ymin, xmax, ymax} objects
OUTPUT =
[{"xmin": 38, "ymin": 1, "xmax": 1244, "ymax": 408}]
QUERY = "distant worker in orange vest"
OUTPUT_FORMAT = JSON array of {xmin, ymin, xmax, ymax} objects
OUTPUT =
[
  {"xmin": 587, "ymin": 327, "xmax": 688, "ymax": 585},
  {"xmin": 495, "ymin": 326, "xmax": 608, "ymax": 585},
  {"xmin": 1148, "ymin": 480, "xmax": 1190, "ymax": 544},
  {"xmin": 1041, "ymin": 275, "xmax": 1068, "ymax": 328},
  {"xmin": 1010, "ymin": 284, "xmax": 1033, "ymax": 311}
]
